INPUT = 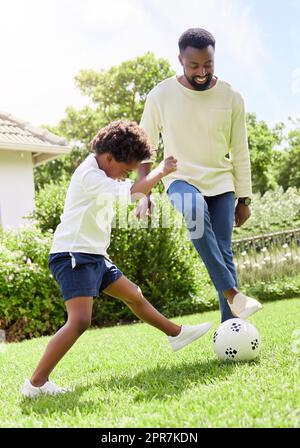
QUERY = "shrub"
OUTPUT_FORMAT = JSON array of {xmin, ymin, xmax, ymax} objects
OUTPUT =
[
  {"xmin": 27, "ymin": 176, "xmax": 70, "ymax": 233},
  {"xmin": 232, "ymin": 186, "xmax": 300, "ymax": 238},
  {"xmin": 0, "ymin": 227, "xmax": 65, "ymax": 341},
  {"xmin": 243, "ymin": 275, "xmax": 300, "ymax": 301}
]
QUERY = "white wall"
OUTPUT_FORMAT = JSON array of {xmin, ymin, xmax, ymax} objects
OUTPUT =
[{"xmin": 0, "ymin": 149, "xmax": 35, "ymax": 231}]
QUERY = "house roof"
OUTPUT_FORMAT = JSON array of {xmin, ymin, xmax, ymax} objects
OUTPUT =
[{"xmin": 0, "ymin": 111, "xmax": 71, "ymax": 167}]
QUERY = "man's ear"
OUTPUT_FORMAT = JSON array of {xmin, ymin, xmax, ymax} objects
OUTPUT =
[{"xmin": 178, "ymin": 53, "xmax": 183, "ymax": 66}]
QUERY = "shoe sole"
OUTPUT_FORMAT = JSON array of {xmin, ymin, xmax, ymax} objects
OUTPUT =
[
  {"xmin": 21, "ymin": 387, "xmax": 71, "ymax": 398},
  {"xmin": 238, "ymin": 304, "xmax": 263, "ymax": 320}
]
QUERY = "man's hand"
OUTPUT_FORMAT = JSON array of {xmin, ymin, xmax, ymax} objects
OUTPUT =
[
  {"xmin": 157, "ymin": 156, "xmax": 177, "ymax": 176},
  {"xmin": 135, "ymin": 194, "xmax": 155, "ymax": 221},
  {"xmin": 235, "ymin": 203, "xmax": 251, "ymax": 227}
]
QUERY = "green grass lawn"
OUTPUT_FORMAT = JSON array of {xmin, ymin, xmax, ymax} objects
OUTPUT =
[{"xmin": 0, "ymin": 298, "xmax": 299, "ymax": 428}]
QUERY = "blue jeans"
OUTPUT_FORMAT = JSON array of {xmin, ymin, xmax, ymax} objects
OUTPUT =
[{"xmin": 167, "ymin": 180, "xmax": 237, "ymax": 322}]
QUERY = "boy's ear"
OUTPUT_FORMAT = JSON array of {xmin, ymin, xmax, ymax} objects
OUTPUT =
[{"xmin": 106, "ymin": 153, "xmax": 113, "ymax": 163}]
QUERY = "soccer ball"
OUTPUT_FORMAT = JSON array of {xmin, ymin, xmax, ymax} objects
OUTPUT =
[{"xmin": 213, "ymin": 318, "xmax": 261, "ymax": 362}]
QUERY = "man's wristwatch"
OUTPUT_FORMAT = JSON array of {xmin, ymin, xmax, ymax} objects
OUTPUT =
[{"xmin": 238, "ymin": 197, "xmax": 252, "ymax": 206}]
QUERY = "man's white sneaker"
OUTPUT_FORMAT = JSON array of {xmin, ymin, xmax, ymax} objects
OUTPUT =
[
  {"xmin": 168, "ymin": 322, "xmax": 211, "ymax": 352},
  {"xmin": 228, "ymin": 293, "xmax": 263, "ymax": 319},
  {"xmin": 21, "ymin": 379, "xmax": 71, "ymax": 398}
]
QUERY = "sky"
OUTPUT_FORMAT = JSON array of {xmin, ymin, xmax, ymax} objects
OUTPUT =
[{"xmin": 1, "ymin": 0, "xmax": 300, "ymax": 130}]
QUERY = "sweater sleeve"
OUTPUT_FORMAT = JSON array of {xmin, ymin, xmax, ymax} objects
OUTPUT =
[
  {"xmin": 139, "ymin": 92, "xmax": 162, "ymax": 164},
  {"xmin": 229, "ymin": 92, "xmax": 252, "ymax": 198}
]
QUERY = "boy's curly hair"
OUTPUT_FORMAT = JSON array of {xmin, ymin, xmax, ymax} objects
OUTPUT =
[{"xmin": 91, "ymin": 120, "xmax": 152, "ymax": 163}]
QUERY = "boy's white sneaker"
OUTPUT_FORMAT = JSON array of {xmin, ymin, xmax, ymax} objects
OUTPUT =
[
  {"xmin": 21, "ymin": 379, "xmax": 71, "ymax": 398},
  {"xmin": 168, "ymin": 322, "xmax": 211, "ymax": 352},
  {"xmin": 228, "ymin": 292, "xmax": 263, "ymax": 319}
]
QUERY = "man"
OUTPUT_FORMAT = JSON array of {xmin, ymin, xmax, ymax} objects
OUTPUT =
[{"xmin": 136, "ymin": 27, "xmax": 262, "ymax": 322}]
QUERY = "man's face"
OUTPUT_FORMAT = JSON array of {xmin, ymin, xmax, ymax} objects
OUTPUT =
[
  {"xmin": 178, "ymin": 45, "xmax": 215, "ymax": 91},
  {"xmin": 106, "ymin": 156, "xmax": 140, "ymax": 180}
]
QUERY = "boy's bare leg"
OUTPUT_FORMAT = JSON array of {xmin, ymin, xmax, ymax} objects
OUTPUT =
[
  {"xmin": 103, "ymin": 276, "xmax": 181, "ymax": 337},
  {"xmin": 30, "ymin": 297, "xmax": 93, "ymax": 387}
]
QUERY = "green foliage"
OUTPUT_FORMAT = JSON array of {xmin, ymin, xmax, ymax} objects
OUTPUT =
[
  {"xmin": 274, "ymin": 119, "xmax": 300, "ymax": 190},
  {"xmin": 74, "ymin": 52, "xmax": 175, "ymax": 125},
  {"xmin": 243, "ymin": 275, "xmax": 300, "ymax": 301},
  {"xmin": 247, "ymin": 113, "xmax": 284, "ymax": 195},
  {"xmin": 232, "ymin": 186, "xmax": 300, "ymax": 238},
  {"xmin": 236, "ymin": 249, "xmax": 300, "ymax": 286},
  {"xmin": 34, "ymin": 52, "xmax": 174, "ymax": 189},
  {"xmin": 28, "ymin": 177, "xmax": 70, "ymax": 232},
  {"xmin": 34, "ymin": 146, "xmax": 88, "ymax": 192},
  {"xmin": 0, "ymin": 227, "xmax": 65, "ymax": 341}
]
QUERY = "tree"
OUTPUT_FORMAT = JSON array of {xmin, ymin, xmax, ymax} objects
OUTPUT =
[
  {"xmin": 34, "ymin": 52, "xmax": 174, "ymax": 189},
  {"xmin": 274, "ymin": 118, "xmax": 300, "ymax": 190},
  {"xmin": 246, "ymin": 113, "xmax": 284, "ymax": 195}
]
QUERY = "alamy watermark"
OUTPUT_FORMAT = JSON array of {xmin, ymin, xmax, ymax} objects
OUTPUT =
[{"xmin": 95, "ymin": 191, "xmax": 205, "ymax": 240}]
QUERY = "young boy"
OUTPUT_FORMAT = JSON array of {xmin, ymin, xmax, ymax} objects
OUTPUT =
[{"xmin": 21, "ymin": 120, "xmax": 211, "ymax": 398}]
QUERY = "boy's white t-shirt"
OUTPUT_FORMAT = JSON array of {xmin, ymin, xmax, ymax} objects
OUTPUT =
[
  {"xmin": 50, "ymin": 153, "xmax": 132, "ymax": 256},
  {"xmin": 140, "ymin": 76, "xmax": 252, "ymax": 198}
]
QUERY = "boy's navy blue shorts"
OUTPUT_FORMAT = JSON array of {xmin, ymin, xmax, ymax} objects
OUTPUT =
[{"xmin": 49, "ymin": 252, "xmax": 123, "ymax": 301}]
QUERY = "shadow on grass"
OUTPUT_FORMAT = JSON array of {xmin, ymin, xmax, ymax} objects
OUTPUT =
[{"xmin": 19, "ymin": 357, "xmax": 256, "ymax": 416}]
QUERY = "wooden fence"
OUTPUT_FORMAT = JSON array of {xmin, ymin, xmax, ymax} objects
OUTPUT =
[{"xmin": 232, "ymin": 228, "xmax": 300, "ymax": 256}]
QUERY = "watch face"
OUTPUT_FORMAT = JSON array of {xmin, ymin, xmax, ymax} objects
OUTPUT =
[{"xmin": 239, "ymin": 197, "xmax": 251, "ymax": 205}]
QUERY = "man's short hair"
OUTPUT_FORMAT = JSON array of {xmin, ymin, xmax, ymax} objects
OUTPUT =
[{"xmin": 178, "ymin": 28, "xmax": 215, "ymax": 52}]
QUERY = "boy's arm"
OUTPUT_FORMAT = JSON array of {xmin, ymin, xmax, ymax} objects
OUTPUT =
[
  {"xmin": 80, "ymin": 157, "xmax": 176, "ymax": 205},
  {"xmin": 138, "ymin": 162, "xmax": 153, "ymax": 181},
  {"xmin": 130, "ymin": 156, "xmax": 177, "ymax": 198}
]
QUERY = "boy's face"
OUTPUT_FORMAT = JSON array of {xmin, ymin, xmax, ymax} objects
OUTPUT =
[{"xmin": 104, "ymin": 154, "xmax": 141, "ymax": 180}]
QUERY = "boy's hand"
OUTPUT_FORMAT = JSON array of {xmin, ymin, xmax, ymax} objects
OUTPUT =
[
  {"xmin": 131, "ymin": 156, "xmax": 177, "ymax": 199},
  {"xmin": 158, "ymin": 156, "xmax": 177, "ymax": 176}
]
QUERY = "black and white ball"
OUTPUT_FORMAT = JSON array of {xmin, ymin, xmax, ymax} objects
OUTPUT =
[{"xmin": 213, "ymin": 318, "xmax": 261, "ymax": 362}]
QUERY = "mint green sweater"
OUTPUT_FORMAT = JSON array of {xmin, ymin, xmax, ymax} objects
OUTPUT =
[{"xmin": 140, "ymin": 76, "xmax": 252, "ymax": 198}]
